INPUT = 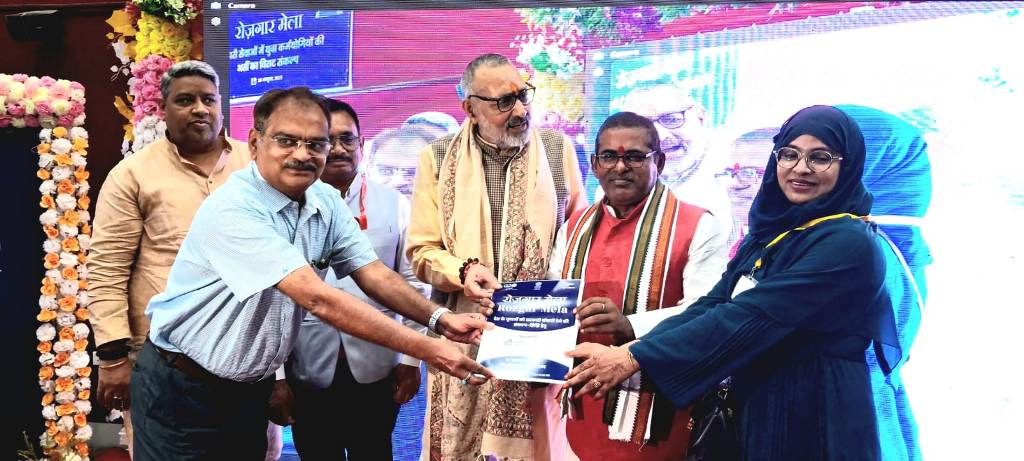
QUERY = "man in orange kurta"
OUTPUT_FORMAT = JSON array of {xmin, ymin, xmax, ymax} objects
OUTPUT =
[{"xmin": 546, "ymin": 111, "xmax": 728, "ymax": 460}]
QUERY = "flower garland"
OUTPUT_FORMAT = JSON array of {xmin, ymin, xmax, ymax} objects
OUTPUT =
[
  {"xmin": 32, "ymin": 91, "xmax": 93, "ymax": 459},
  {"xmin": 0, "ymin": 75, "xmax": 86, "ymax": 129},
  {"xmin": 107, "ymin": 0, "xmax": 200, "ymax": 156}
]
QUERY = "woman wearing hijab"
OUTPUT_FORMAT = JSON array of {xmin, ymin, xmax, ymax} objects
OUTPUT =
[
  {"xmin": 838, "ymin": 104, "xmax": 931, "ymax": 461},
  {"xmin": 562, "ymin": 105, "xmax": 902, "ymax": 460}
]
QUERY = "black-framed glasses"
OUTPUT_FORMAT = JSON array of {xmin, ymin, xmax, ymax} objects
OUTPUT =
[
  {"xmin": 329, "ymin": 134, "xmax": 361, "ymax": 151},
  {"xmin": 774, "ymin": 147, "xmax": 843, "ymax": 172},
  {"xmin": 593, "ymin": 149, "xmax": 659, "ymax": 169},
  {"xmin": 467, "ymin": 83, "xmax": 536, "ymax": 112},
  {"xmin": 268, "ymin": 134, "xmax": 330, "ymax": 156},
  {"xmin": 650, "ymin": 109, "xmax": 692, "ymax": 129}
]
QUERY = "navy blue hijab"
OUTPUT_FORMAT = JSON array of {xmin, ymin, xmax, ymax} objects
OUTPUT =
[{"xmin": 747, "ymin": 105, "xmax": 873, "ymax": 244}]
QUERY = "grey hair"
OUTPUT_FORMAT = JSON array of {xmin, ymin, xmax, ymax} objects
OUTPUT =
[
  {"xmin": 459, "ymin": 53, "xmax": 511, "ymax": 100},
  {"xmin": 160, "ymin": 60, "xmax": 220, "ymax": 101}
]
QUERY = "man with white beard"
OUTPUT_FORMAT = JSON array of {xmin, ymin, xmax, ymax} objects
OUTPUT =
[{"xmin": 407, "ymin": 53, "xmax": 587, "ymax": 460}]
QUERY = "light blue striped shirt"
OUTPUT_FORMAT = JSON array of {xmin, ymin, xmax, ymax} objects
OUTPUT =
[{"xmin": 146, "ymin": 162, "xmax": 377, "ymax": 382}]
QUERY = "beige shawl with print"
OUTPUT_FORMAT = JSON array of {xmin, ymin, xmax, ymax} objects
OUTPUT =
[{"xmin": 428, "ymin": 118, "xmax": 562, "ymax": 461}]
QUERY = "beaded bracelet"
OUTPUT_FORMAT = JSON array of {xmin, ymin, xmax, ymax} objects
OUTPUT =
[{"xmin": 459, "ymin": 257, "xmax": 481, "ymax": 285}]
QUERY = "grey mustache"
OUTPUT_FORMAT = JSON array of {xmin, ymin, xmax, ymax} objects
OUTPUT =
[{"xmin": 283, "ymin": 160, "xmax": 317, "ymax": 172}]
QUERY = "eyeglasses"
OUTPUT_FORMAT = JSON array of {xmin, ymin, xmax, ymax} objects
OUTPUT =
[
  {"xmin": 593, "ymin": 149, "xmax": 659, "ymax": 169},
  {"xmin": 774, "ymin": 147, "xmax": 842, "ymax": 172},
  {"xmin": 716, "ymin": 165, "xmax": 766, "ymax": 183},
  {"xmin": 467, "ymin": 83, "xmax": 536, "ymax": 112},
  {"xmin": 268, "ymin": 134, "xmax": 330, "ymax": 156},
  {"xmin": 329, "ymin": 134, "xmax": 361, "ymax": 151},
  {"xmin": 650, "ymin": 109, "xmax": 692, "ymax": 129}
]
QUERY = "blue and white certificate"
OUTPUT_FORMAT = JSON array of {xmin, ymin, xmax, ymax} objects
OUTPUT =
[{"xmin": 476, "ymin": 279, "xmax": 582, "ymax": 384}]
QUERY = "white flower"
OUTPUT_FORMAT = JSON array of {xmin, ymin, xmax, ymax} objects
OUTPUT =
[
  {"xmin": 42, "ymin": 404, "xmax": 57, "ymax": 420},
  {"xmin": 75, "ymin": 376, "xmax": 91, "ymax": 390},
  {"xmin": 40, "ymin": 116, "xmax": 57, "ymax": 128},
  {"xmin": 78, "ymin": 235, "xmax": 92, "ymax": 251},
  {"xmin": 70, "ymin": 89, "xmax": 85, "ymax": 102},
  {"xmin": 77, "ymin": 291, "xmax": 90, "ymax": 307},
  {"xmin": 39, "ymin": 352, "xmax": 55, "ymax": 365},
  {"xmin": 60, "ymin": 224, "xmax": 79, "ymax": 237},
  {"xmin": 70, "ymin": 351, "xmax": 90, "ymax": 369},
  {"xmin": 46, "ymin": 269, "xmax": 62, "ymax": 281},
  {"xmin": 11, "ymin": 118, "xmax": 26, "ymax": 128},
  {"xmin": 73, "ymin": 114, "xmax": 86, "ymax": 126},
  {"xmin": 76, "ymin": 182, "xmax": 91, "ymax": 197},
  {"xmin": 51, "ymin": 138, "xmax": 73, "ymax": 155},
  {"xmin": 72, "ymin": 323, "xmax": 90, "ymax": 340},
  {"xmin": 40, "ymin": 128, "xmax": 53, "ymax": 141},
  {"xmin": 72, "ymin": 153, "xmax": 87, "ymax": 168},
  {"xmin": 59, "ymin": 280, "xmax": 79, "ymax": 296},
  {"xmin": 56, "ymin": 392, "xmax": 76, "ymax": 406},
  {"xmin": 36, "ymin": 324, "xmax": 57, "ymax": 341},
  {"xmin": 76, "ymin": 424, "xmax": 93, "ymax": 441},
  {"xmin": 56, "ymin": 312, "xmax": 77, "ymax": 327},
  {"xmin": 52, "ymin": 165, "xmax": 72, "ymax": 181},
  {"xmin": 39, "ymin": 295, "xmax": 58, "ymax": 310},
  {"xmin": 106, "ymin": 408, "xmax": 123, "ymax": 422},
  {"xmin": 39, "ymin": 179, "xmax": 56, "ymax": 195},
  {"xmin": 38, "ymin": 153, "xmax": 55, "ymax": 168},
  {"xmin": 55, "ymin": 365, "xmax": 76, "ymax": 378},
  {"xmin": 57, "ymin": 415, "xmax": 74, "ymax": 431},
  {"xmin": 60, "ymin": 252, "xmax": 79, "ymax": 267},
  {"xmin": 79, "ymin": 210, "xmax": 91, "ymax": 223},
  {"xmin": 76, "ymin": 264, "xmax": 89, "ymax": 279},
  {"xmin": 74, "ymin": 399, "xmax": 92, "ymax": 415},
  {"xmin": 43, "ymin": 239, "xmax": 61, "ymax": 254},
  {"xmin": 39, "ymin": 209, "xmax": 60, "ymax": 226},
  {"xmin": 56, "ymin": 193, "xmax": 77, "ymax": 211},
  {"xmin": 54, "ymin": 339, "xmax": 74, "ymax": 353},
  {"xmin": 39, "ymin": 431, "xmax": 55, "ymax": 449},
  {"xmin": 70, "ymin": 127, "xmax": 88, "ymax": 140}
]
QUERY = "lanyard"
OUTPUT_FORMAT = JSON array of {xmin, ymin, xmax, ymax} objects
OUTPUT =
[
  {"xmin": 751, "ymin": 213, "xmax": 865, "ymax": 272},
  {"xmin": 354, "ymin": 173, "xmax": 368, "ymax": 230}
]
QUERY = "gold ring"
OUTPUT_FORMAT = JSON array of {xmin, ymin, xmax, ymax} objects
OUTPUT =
[
  {"xmin": 600, "ymin": 303, "xmax": 606, "ymax": 313},
  {"xmin": 591, "ymin": 380, "xmax": 602, "ymax": 389}
]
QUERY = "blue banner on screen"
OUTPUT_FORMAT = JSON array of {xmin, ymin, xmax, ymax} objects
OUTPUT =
[{"xmin": 228, "ymin": 10, "xmax": 352, "ymax": 103}]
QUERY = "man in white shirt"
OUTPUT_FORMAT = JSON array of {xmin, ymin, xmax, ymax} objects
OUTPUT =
[{"xmin": 278, "ymin": 99, "xmax": 430, "ymax": 460}]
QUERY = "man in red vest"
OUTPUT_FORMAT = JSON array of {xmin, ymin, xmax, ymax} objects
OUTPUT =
[{"xmin": 547, "ymin": 111, "xmax": 729, "ymax": 460}]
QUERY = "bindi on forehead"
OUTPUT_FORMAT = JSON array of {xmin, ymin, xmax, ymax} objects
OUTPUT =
[{"xmin": 618, "ymin": 146, "xmax": 625, "ymax": 154}]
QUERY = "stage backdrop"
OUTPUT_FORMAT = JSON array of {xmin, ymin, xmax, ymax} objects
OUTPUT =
[{"xmin": 202, "ymin": 3, "xmax": 1024, "ymax": 460}]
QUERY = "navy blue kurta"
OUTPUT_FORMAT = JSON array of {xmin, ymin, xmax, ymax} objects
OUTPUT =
[{"xmin": 630, "ymin": 216, "xmax": 888, "ymax": 460}]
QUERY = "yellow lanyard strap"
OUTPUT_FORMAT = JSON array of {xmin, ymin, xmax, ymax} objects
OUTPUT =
[{"xmin": 752, "ymin": 213, "xmax": 866, "ymax": 271}]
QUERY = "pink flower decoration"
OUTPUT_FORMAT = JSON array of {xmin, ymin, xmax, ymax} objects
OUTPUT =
[
  {"xmin": 0, "ymin": 81, "xmax": 9, "ymax": 96},
  {"xmin": 7, "ymin": 102, "xmax": 26, "ymax": 117},
  {"xmin": 0, "ymin": 116, "xmax": 10, "ymax": 128},
  {"xmin": 50, "ymin": 85, "xmax": 70, "ymax": 100},
  {"xmin": 57, "ymin": 114, "xmax": 75, "ymax": 127},
  {"xmin": 69, "ymin": 82, "xmax": 84, "ymax": 91},
  {"xmin": 143, "ymin": 72, "xmax": 161, "ymax": 86},
  {"xmin": 40, "ymin": 76, "xmax": 56, "ymax": 86},
  {"xmin": 36, "ymin": 101, "xmax": 54, "ymax": 117},
  {"xmin": 12, "ymin": 74, "xmax": 28, "ymax": 82},
  {"xmin": 24, "ymin": 80, "xmax": 39, "ymax": 97},
  {"xmin": 68, "ymin": 101, "xmax": 85, "ymax": 118},
  {"xmin": 25, "ymin": 114, "xmax": 40, "ymax": 127},
  {"xmin": 141, "ymin": 86, "xmax": 161, "ymax": 102},
  {"xmin": 141, "ymin": 100, "xmax": 159, "ymax": 116}
]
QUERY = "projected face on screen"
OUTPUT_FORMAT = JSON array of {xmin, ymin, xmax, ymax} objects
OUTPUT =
[
  {"xmin": 719, "ymin": 127, "xmax": 775, "ymax": 228},
  {"xmin": 619, "ymin": 85, "xmax": 708, "ymax": 185},
  {"xmin": 368, "ymin": 125, "xmax": 437, "ymax": 197}
]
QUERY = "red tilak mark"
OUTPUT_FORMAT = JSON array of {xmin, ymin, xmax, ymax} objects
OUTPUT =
[{"xmin": 618, "ymin": 146, "xmax": 625, "ymax": 155}]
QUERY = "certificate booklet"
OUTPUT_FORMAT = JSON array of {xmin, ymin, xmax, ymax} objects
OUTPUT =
[{"xmin": 477, "ymin": 279, "xmax": 582, "ymax": 384}]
